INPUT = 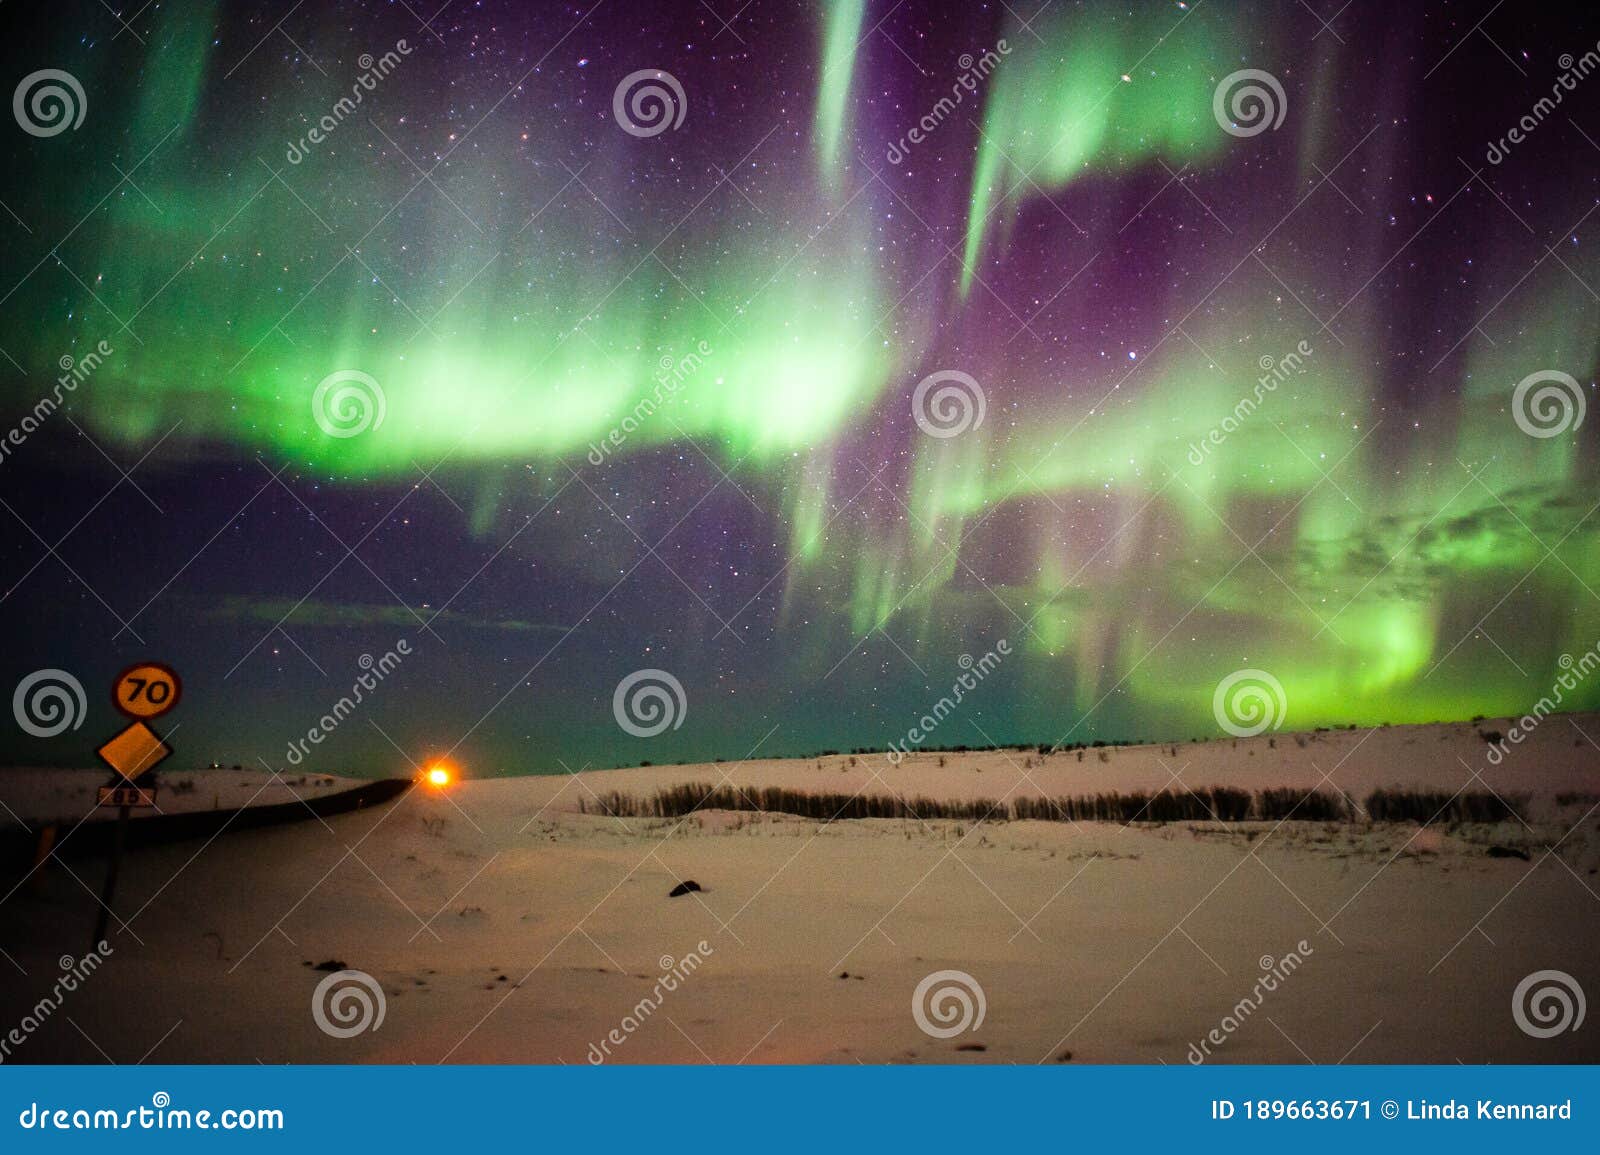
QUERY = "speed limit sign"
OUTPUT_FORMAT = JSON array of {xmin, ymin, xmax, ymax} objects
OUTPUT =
[{"xmin": 112, "ymin": 662, "xmax": 182, "ymax": 719}]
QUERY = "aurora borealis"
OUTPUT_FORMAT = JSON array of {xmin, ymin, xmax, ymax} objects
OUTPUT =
[{"xmin": 0, "ymin": 0, "xmax": 1597, "ymax": 773}]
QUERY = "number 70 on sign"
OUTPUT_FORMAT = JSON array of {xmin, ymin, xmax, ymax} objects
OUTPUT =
[{"xmin": 113, "ymin": 663, "xmax": 182, "ymax": 719}]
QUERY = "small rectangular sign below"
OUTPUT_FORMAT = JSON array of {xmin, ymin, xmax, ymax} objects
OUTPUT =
[{"xmin": 97, "ymin": 785, "xmax": 157, "ymax": 808}]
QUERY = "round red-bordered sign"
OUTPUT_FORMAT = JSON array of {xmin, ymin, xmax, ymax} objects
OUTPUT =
[{"xmin": 112, "ymin": 662, "xmax": 182, "ymax": 719}]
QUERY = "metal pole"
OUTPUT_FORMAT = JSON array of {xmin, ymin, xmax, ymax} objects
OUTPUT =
[
  {"xmin": 92, "ymin": 804, "xmax": 129, "ymax": 950},
  {"xmin": 29, "ymin": 823, "xmax": 57, "ymax": 897}
]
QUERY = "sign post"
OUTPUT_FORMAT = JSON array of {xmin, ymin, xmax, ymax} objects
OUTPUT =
[{"xmin": 92, "ymin": 663, "xmax": 180, "ymax": 949}]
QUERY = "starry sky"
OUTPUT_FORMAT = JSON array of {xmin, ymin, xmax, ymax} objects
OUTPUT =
[{"xmin": 0, "ymin": 0, "xmax": 1597, "ymax": 776}]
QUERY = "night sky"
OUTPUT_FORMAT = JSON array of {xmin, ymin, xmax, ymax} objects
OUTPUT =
[{"xmin": 1, "ymin": 0, "xmax": 1597, "ymax": 776}]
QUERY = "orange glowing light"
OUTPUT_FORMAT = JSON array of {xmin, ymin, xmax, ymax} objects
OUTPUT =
[{"xmin": 425, "ymin": 765, "xmax": 452, "ymax": 787}]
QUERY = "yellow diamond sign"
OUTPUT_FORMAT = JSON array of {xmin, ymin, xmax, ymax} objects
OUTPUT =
[{"xmin": 97, "ymin": 722, "xmax": 171, "ymax": 781}]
